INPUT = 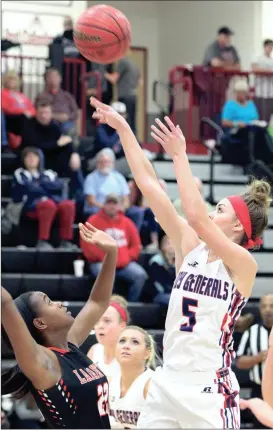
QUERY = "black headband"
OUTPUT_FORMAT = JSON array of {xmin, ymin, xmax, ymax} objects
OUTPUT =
[{"xmin": 14, "ymin": 293, "xmax": 38, "ymax": 341}]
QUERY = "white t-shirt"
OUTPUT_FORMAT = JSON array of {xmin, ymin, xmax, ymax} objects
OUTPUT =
[
  {"xmin": 253, "ymin": 54, "xmax": 273, "ymax": 98},
  {"xmin": 109, "ymin": 368, "xmax": 154, "ymax": 428},
  {"xmin": 92, "ymin": 343, "xmax": 120, "ymax": 381}
]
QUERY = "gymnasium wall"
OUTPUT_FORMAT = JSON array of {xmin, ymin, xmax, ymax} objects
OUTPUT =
[
  {"xmin": 88, "ymin": 0, "xmax": 160, "ymax": 114},
  {"xmin": 2, "ymin": 0, "xmax": 87, "ymax": 58},
  {"xmin": 157, "ymin": 0, "xmax": 262, "ymax": 81},
  {"xmin": 88, "ymin": 0, "xmax": 268, "ymax": 117}
]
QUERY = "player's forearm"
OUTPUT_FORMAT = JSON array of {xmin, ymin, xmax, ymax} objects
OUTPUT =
[
  {"xmin": 173, "ymin": 150, "xmax": 208, "ymax": 224},
  {"xmin": 118, "ymin": 123, "xmax": 158, "ymax": 184},
  {"xmin": 248, "ymin": 400, "xmax": 273, "ymax": 428},
  {"xmin": 236, "ymin": 355, "xmax": 260, "ymax": 369},
  {"xmin": 262, "ymin": 346, "xmax": 273, "ymax": 408},
  {"xmin": 90, "ymin": 248, "xmax": 118, "ymax": 306}
]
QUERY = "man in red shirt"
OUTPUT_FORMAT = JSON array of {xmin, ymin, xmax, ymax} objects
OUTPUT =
[{"xmin": 81, "ymin": 193, "xmax": 147, "ymax": 301}]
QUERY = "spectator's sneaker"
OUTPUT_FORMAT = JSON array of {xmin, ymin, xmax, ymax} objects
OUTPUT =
[
  {"xmin": 37, "ymin": 240, "xmax": 54, "ymax": 250},
  {"xmin": 59, "ymin": 240, "xmax": 78, "ymax": 250}
]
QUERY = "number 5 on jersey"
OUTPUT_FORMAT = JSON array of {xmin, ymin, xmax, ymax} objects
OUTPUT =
[
  {"xmin": 97, "ymin": 382, "xmax": 109, "ymax": 416},
  {"xmin": 180, "ymin": 297, "xmax": 198, "ymax": 332}
]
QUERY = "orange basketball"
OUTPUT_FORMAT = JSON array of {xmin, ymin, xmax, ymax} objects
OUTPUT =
[{"xmin": 74, "ymin": 4, "xmax": 131, "ymax": 64}]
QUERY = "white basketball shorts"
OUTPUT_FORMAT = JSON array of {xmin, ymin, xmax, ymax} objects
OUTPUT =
[{"xmin": 137, "ymin": 366, "xmax": 240, "ymax": 429}]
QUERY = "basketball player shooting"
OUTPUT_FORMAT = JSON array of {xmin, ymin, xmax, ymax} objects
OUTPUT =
[{"xmin": 90, "ymin": 97, "xmax": 271, "ymax": 428}]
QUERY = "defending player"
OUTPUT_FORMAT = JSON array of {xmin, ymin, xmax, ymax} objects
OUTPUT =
[
  {"xmin": 88, "ymin": 295, "xmax": 128, "ymax": 380},
  {"xmin": 2, "ymin": 223, "xmax": 117, "ymax": 429}
]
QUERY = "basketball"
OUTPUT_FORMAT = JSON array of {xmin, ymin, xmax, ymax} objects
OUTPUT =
[{"xmin": 73, "ymin": 5, "xmax": 131, "ymax": 64}]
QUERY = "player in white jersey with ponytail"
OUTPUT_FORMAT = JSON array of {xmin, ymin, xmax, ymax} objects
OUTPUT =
[
  {"xmin": 88, "ymin": 295, "xmax": 128, "ymax": 381},
  {"xmin": 109, "ymin": 326, "xmax": 155, "ymax": 428},
  {"xmin": 90, "ymin": 97, "xmax": 271, "ymax": 428}
]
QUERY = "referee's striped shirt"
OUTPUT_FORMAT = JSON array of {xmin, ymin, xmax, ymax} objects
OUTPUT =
[{"xmin": 237, "ymin": 323, "xmax": 270, "ymax": 385}]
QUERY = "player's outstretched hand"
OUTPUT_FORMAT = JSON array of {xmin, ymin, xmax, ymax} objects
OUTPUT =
[
  {"xmin": 90, "ymin": 97, "xmax": 128, "ymax": 132},
  {"xmin": 151, "ymin": 116, "xmax": 186, "ymax": 158},
  {"xmin": 79, "ymin": 222, "xmax": 117, "ymax": 253},
  {"xmin": 240, "ymin": 397, "xmax": 264, "ymax": 411}
]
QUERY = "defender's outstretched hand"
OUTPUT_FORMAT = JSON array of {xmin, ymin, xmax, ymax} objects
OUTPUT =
[
  {"xmin": 151, "ymin": 116, "xmax": 186, "ymax": 158},
  {"xmin": 90, "ymin": 97, "xmax": 127, "ymax": 132},
  {"xmin": 79, "ymin": 223, "xmax": 117, "ymax": 253}
]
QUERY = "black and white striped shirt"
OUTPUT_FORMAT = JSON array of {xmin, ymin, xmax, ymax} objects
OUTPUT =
[{"xmin": 237, "ymin": 323, "xmax": 270, "ymax": 385}]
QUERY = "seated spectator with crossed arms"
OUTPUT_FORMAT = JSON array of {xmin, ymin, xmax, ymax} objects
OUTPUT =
[{"xmin": 12, "ymin": 146, "xmax": 76, "ymax": 250}]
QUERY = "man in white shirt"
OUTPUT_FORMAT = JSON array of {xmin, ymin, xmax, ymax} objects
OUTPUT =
[{"xmin": 252, "ymin": 39, "xmax": 273, "ymax": 122}]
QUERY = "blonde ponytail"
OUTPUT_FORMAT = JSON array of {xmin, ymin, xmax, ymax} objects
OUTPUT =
[{"xmin": 146, "ymin": 334, "xmax": 157, "ymax": 370}]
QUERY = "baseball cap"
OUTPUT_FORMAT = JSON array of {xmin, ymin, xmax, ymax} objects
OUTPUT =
[
  {"xmin": 218, "ymin": 26, "xmax": 234, "ymax": 36},
  {"xmin": 105, "ymin": 193, "xmax": 120, "ymax": 203},
  {"xmin": 234, "ymin": 80, "xmax": 249, "ymax": 92},
  {"xmin": 111, "ymin": 102, "xmax": 127, "ymax": 114}
]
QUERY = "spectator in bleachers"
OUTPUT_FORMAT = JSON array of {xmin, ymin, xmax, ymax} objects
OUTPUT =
[
  {"xmin": 81, "ymin": 193, "xmax": 147, "ymax": 302},
  {"xmin": 173, "ymin": 177, "xmax": 213, "ymax": 216},
  {"xmin": 1, "ymin": 110, "xmax": 8, "ymax": 149},
  {"xmin": 48, "ymin": 16, "xmax": 91, "ymax": 107},
  {"xmin": 222, "ymin": 80, "xmax": 259, "ymax": 128},
  {"xmin": 5, "ymin": 99, "xmax": 81, "ymax": 176},
  {"xmin": 203, "ymin": 26, "xmax": 240, "ymax": 69},
  {"xmin": 83, "ymin": 148, "xmax": 130, "ymax": 217},
  {"xmin": 236, "ymin": 294, "xmax": 273, "ymax": 428},
  {"xmin": 1, "ymin": 70, "xmax": 35, "ymax": 117},
  {"xmin": 148, "ymin": 235, "xmax": 175, "ymax": 308},
  {"xmin": 95, "ymin": 102, "xmax": 125, "ymax": 156},
  {"xmin": 252, "ymin": 39, "xmax": 273, "ymax": 122},
  {"xmin": 220, "ymin": 80, "xmax": 273, "ymax": 166},
  {"xmin": 35, "ymin": 68, "xmax": 79, "ymax": 146},
  {"xmin": 12, "ymin": 146, "xmax": 76, "ymax": 250},
  {"xmin": 128, "ymin": 179, "xmax": 165, "ymax": 247},
  {"xmin": 105, "ymin": 54, "xmax": 141, "ymax": 136}
]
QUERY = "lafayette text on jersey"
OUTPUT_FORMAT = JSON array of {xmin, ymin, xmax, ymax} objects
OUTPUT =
[
  {"xmin": 30, "ymin": 343, "xmax": 110, "ymax": 429},
  {"xmin": 163, "ymin": 242, "xmax": 247, "ymax": 372}
]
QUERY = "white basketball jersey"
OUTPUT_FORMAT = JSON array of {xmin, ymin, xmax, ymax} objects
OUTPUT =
[
  {"xmin": 92, "ymin": 343, "xmax": 120, "ymax": 380},
  {"xmin": 163, "ymin": 242, "xmax": 247, "ymax": 372},
  {"xmin": 109, "ymin": 368, "xmax": 154, "ymax": 428}
]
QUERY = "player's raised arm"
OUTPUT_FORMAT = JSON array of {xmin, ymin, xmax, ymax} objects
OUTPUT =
[
  {"xmin": 151, "ymin": 117, "xmax": 271, "ymax": 297},
  {"xmin": 68, "ymin": 223, "xmax": 117, "ymax": 346},
  {"xmin": 1, "ymin": 287, "xmax": 59, "ymax": 390},
  {"xmin": 90, "ymin": 97, "xmax": 199, "ymax": 260}
]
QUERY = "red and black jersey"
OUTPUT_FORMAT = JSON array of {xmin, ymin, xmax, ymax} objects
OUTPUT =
[{"xmin": 30, "ymin": 343, "xmax": 110, "ymax": 429}]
